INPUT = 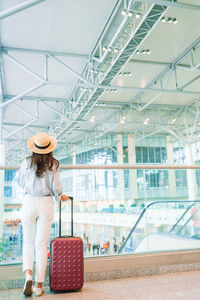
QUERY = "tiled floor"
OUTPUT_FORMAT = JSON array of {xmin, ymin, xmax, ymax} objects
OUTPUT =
[{"xmin": 1, "ymin": 270, "xmax": 200, "ymax": 300}]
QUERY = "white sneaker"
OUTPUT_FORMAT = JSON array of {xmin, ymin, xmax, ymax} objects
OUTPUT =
[
  {"xmin": 34, "ymin": 286, "xmax": 43, "ymax": 297},
  {"xmin": 23, "ymin": 274, "xmax": 33, "ymax": 296}
]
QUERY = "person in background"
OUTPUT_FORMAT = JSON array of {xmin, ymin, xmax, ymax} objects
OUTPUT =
[
  {"xmin": 96, "ymin": 242, "xmax": 100, "ymax": 255},
  {"xmin": 16, "ymin": 132, "xmax": 70, "ymax": 297},
  {"xmin": 87, "ymin": 241, "xmax": 91, "ymax": 255}
]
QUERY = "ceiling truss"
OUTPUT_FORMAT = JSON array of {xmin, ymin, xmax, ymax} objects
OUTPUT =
[
  {"xmin": 1, "ymin": 0, "xmax": 200, "ymax": 163},
  {"xmin": 0, "ymin": 0, "xmax": 46, "ymax": 21}
]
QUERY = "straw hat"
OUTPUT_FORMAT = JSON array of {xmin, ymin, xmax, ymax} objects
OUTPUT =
[{"xmin": 27, "ymin": 132, "xmax": 57, "ymax": 154}]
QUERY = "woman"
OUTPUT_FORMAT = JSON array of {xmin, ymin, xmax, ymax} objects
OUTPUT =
[{"xmin": 16, "ymin": 132, "xmax": 70, "ymax": 297}]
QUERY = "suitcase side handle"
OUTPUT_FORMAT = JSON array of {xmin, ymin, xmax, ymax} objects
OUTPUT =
[{"xmin": 59, "ymin": 196, "xmax": 73, "ymax": 237}]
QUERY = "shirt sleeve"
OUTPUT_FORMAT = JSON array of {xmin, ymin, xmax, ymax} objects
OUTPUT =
[
  {"xmin": 51, "ymin": 167, "xmax": 62, "ymax": 201},
  {"xmin": 15, "ymin": 158, "xmax": 28, "ymax": 189}
]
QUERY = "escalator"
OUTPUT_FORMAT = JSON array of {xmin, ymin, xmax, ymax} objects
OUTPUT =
[{"xmin": 119, "ymin": 200, "xmax": 200, "ymax": 254}]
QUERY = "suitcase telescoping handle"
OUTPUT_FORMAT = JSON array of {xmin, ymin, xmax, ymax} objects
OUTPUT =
[{"xmin": 59, "ymin": 196, "xmax": 73, "ymax": 238}]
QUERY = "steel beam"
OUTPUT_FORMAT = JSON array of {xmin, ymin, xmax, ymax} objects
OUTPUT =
[
  {"xmin": 0, "ymin": 44, "xmax": 6, "ymax": 98},
  {"xmin": 129, "ymin": 36, "xmax": 200, "ymax": 107},
  {"xmin": 6, "ymin": 140, "xmax": 25, "ymax": 152},
  {"xmin": 42, "ymin": 101, "xmax": 70, "ymax": 121},
  {"xmin": 1, "ymin": 47, "xmax": 88, "ymax": 59},
  {"xmin": 12, "ymin": 103, "xmax": 38, "ymax": 119},
  {"xmin": 3, "ymin": 119, "xmax": 35, "ymax": 139},
  {"xmin": 180, "ymin": 75, "xmax": 200, "ymax": 90},
  {"xmin": 5, "ymin": 95, "xmax": 67, "ymax": 102},
  {"xmin": 138, "ymin": 68, "xmax": 174, "ymax": 112},
  {"xmin": 45, "ymin": 79, "xmax": 200, "ymax": 95},
  {"xmin": 49, "ymin": 55, "xmax": 92, "ymax": 86},
  {"xmin": 137, "ymin": 0, "xmax": 200, "ymax": 11},
  {"xmin": 0, "ymin": 82, "xmax": 44, "ymax": 109},
  {"xmin": 54, "ymin": 4, "xmax": 168, "ymax": 139},
  {"xmin": 3, "ymin": 122, "xmax": 45, "ymax": 129},
  {"xmin": 0, "ymin": 44, "xmax": 4, "ymax": 143},
  {"xmin": 189, "ymin": 106, "xmax": 199, "ymax": 139},
  {"xmin": 3, "ymin": 51, "xmax": 44, "ymax": 82},
  {"xmin": 90, "ymin": 0, "xmax": 124, "ymax": 60},
  {"xmin": 0, "ymin": 0, "xmax": 46, "ymax": 20},
  {"xmin": 3, "ymin": 128, "xmax": 25, "ymax": 143},
  {"xmin": 129, "ymin": 59, "xmax": 196, "ymax": 70}
]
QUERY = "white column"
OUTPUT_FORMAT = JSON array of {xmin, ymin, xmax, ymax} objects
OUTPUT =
[
  {"xmin": 117, "ymin": 134, "xmax": 124, "ymax": 201},
  {"xmin": 0, "ymin": 144, "xmax": 5, "ymax": 239},
  {"xmin": 128, "ymin": 134, "xmax": 138, "ymax": 201},
  {"xmin": 185, "ymin": 143, "xmax": 197, "ymax": 200},
  {"xmin": 72, "ymin": 145, "xmax": 77, "ymax": 200},
  {"xmin": 166, "ymin": 136, "xmax": 177, "ymax": 197}
]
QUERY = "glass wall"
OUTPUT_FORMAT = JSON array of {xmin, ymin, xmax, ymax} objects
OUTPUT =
[
  {"xmin": 58, "ymin": 134, "xmax": 192, "ymax": 201},
  {"xmin": 1, "ymin": 134, "xmax": 200, "ymax": 265},
  {"xmin": 1, "ymin": 166, "xmax": 200, "ymax": 265}
]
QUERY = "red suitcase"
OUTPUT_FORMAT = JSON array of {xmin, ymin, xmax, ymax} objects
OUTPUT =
[{"xmin": 50, "ymin": 197, "xmax": 84, "ymax": 292}]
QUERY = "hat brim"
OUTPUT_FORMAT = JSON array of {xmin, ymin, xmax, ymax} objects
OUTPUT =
[{"xmin": 27, "ymin": 135, "xmax": 57, "ymax": 154}]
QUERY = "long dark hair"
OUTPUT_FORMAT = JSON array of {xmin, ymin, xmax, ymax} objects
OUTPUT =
[{"xmin": 28, "ymin": 152, "xmax": 59, "ymax": 177}]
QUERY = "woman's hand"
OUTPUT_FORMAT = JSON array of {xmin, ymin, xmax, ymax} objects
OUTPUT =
[{"xmin": 61, "ymin": 194, "xmax": 71, "ymax": 202}]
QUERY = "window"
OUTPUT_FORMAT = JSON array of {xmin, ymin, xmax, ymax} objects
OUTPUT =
[
  {"xmin": 4, "ymin": 186, "xmax": 12, "ymax": 198},
  {"xmin": 173, "ymin": 147, "xmax": 185, "ymax": 164},
  {"xmin": 136, "ymin": 147, "xmax": 142, "ymax": 163},
  {"xmin": 136, "ymin": 147, "xmax": 167, "ymax": 164},
  {"xmin": 175, "ymin": 170, "xmax": 187, "ymax": 187}
]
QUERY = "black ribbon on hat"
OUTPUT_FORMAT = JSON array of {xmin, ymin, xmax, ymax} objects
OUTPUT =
[{"xmin": 34, "ymin": 142, "xmax": 51, "ymax": 149}]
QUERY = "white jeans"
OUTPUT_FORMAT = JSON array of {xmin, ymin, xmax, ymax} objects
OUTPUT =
[{"xmin": 21, "ymin": 195, "xmax": 54, "ymax": 283}]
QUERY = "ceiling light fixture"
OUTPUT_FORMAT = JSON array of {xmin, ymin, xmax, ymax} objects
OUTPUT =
[
  {"xmin": 120, "ymin": 116, "xmax": 126, "ymax": 124},
  {"xmin": 136, "ymin": 49, "xmax": 151, "ymax": 55},
  {"xmin": 128, "ymin": 11, "xmax": 133, "ymax": 17},
  {"xmin": 106, "ymin": 88, "xmax": 118, "ymax": 93},
  {"xmin": 121, "ymin": 10, "xmax": 133, "ymax": 17},
  {"xmin": 81, "ymin": 87, "xmax": 93, "ymax": 92},
  {"xmin": 169, "ymin": 118, "xmax": 176, "ymax": 124},
  {"xmin": 90, "ymin": 69, "xmax": 98, "ymax": 74},
  {"xmin": 171, "ymin": 118, "xmax": 176, "ymax": 123},
  {"xmin": 161, "ymin": 16, "xmax": 178, "ymax": 24},
  {"xmin": 161, "ymin": 17, "xmax": 166, "ymax": 23},
  {"xmin": 80, "ymin": 87, "xmax": 87, "ymax": 92},
  {"xmin": 143, "ymin": 117, "xmax": 150, "ymax": 125},
  {"xmin": 114, "ymin": 48, "xmax": 119, "ymax": 53},
  {"xmin": 103, "ymin": 46, "xmax": 119, "ymax": 54},
  {"xmin": 135, "ymin": 13, "xmax": 141, "ymax": 19},
  {"xmin": 90, "ymin": 115, "xmax": 95, "ymax": 123},
  {"xmin": 121, "ymin": 9, "xmax": 126, "ymax": 16},
  {"xmin": 118, "ymin": 72, "xmax": 132, "ymax": 77},
  {"xmin": 167, "ymin": 17, "xmax": 173, "ymax": 23},
  {"xmin": 173, "ymin": 18, "xmax": 178, "ymax": 24}
]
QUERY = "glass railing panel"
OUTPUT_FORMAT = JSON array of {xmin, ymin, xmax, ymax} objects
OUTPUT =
[
  {"xmin": 119, "ymin": 200, "xmax": 200, "ymax": 254},
  {"xmin": 1, "ymin": 165, "xmax": 200, "ymax": 265}
]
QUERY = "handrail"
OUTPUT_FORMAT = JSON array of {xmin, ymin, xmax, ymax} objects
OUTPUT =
[
  {"xmin": 118, "ymin": 200, "xmax": 200, "ymax": 254},
  {"xmin": 169, "ymin": 203, "xmax": 196, "ymax": 234},
  {"xmin": 1, "ymin": 164, "xmax": 200, "ymax": 170},
  {"xmin": 177, "ymin": 206, "xmax": 200, "ymax": 235}
]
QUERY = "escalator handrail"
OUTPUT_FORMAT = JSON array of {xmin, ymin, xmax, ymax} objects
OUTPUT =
[
  {"xmin": 118, "ymin": 200, "xmax": 200, "ymax": 254},
  {"xmin": 169, "ymin": 203, "xmax": 196, "ymax": 234},
  {"xmin": 177, "ymin": 206, "xmax": 200, "ymax": 235}
]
